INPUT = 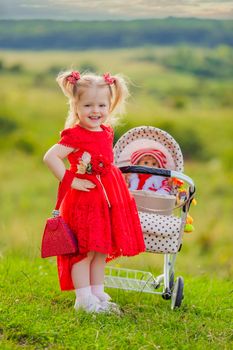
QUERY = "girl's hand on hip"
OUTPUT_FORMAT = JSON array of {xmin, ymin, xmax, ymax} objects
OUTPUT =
[{"xmin": 72, "ymin": 178, "xmax": 96, "ymax": 192}]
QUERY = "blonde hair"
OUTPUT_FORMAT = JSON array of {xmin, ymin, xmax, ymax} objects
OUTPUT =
[{"xmin": 56, "ymin": 70, "xmax": 130, "ymax": 128}]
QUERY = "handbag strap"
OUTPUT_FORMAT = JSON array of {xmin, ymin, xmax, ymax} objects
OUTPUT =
[{"xmin": 54, "ymin": 170, "xmax": 75, "ymax": 213}]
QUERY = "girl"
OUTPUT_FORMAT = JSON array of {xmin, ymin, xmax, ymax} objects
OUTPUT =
[{"xmin": 43, "ymin": 71, "xmax": 145, "ymax": 314}]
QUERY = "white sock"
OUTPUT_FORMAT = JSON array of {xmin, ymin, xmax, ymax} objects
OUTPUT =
[
  {"xmin": 91, "ymin": 284, "xmax": 111, "ymax": 301},
  {"xmin": 75, "ymin": 286, "xmax": 92, "ymax": 299},
  {"xmin": 74, "ymin": 286, "xmax": 102, "ymax": 312}
]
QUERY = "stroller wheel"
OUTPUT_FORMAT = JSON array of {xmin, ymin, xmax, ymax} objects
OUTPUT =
[
  {"xmin": 171, "ymin": 276, "xmax": 184, "ymax": 310},
  {"xmin": 162, "ymin": 287, "xmax": 171, "ymax": 300},
  {"xmin": 169, "ymin": 272, "xmax": 175, "ymax": 291}
]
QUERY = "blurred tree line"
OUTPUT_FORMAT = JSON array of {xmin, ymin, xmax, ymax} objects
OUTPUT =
[
  {"xmin": 0, "ymin": 18, "xmax": 232, "ymax": 49},
  {"xmin": 138, "ymin": 46, "xmax": 233, "ymax": 79}
]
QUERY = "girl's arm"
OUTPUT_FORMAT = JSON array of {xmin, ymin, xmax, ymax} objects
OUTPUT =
[{"xmin": 43, "ymin": 144, "xmax": 96, "ymax": 192}]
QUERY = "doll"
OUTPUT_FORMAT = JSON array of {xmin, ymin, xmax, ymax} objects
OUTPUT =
[{"xmin": 128, "ymin": 149, "xmax": 172, "ymax": 195}]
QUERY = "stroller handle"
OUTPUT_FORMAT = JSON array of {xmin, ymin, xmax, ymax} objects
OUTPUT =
[{"xmin": 119, "ymin": 166, "xmax": 195, "ymax": 191}]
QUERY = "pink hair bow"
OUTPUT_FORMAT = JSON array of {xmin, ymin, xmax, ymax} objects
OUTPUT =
[
  {"xmin": 103, "ymin": 72, "xmax": 116, "ymax": 85},
  {"xmin": 67, "ymin": 71, "xmax": 81, "ymax": 84}
]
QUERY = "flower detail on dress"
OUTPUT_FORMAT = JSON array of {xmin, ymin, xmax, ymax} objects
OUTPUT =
[
  {"xmin": 67, "ymin": 71, "xmax": 81, "ymax": 84},
  {"xmin": 77, "ymin": 152, "xmax": 91, "ymax": 174},
  {"xmin": 81, "ymin": 151, "xmax": 91, "ymax": 164},
  {"xmin": 77, "ymin": 152, "xmax": 111, "ymax": 176},
  {"xmin": 90, "ymin": 154, "xmax": 111, "ymax": 175}
]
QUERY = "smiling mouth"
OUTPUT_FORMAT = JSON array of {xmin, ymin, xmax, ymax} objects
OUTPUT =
[{"xmin": 89, "ymin": 116, "xmax": 101, "ymax": 120}]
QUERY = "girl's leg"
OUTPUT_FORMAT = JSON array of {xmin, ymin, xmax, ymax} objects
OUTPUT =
[
  {"xmin": 90, "ymin": 252, "xmax": 111, "ymax": 301},
  {"xmin": 90, "ymin": 251, "xmax": 107, "ymax": 285},
  {"xmin": 90, "ymin": 252, "xmax": 121, "ymax": 314},
  {"xmin": 71, "ymin": 251, "xmax": 95, "ymax": 289},
  {"xmin": 72, "ymin": 251, "xmax": 103, "ymax": 312}
]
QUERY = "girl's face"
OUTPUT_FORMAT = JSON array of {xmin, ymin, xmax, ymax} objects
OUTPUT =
[
  {"xmin": 76, "ymin": 86, "xmax": 110, "ymax": 131},
  {"xmin": 137, "ymin": 155, "xmax": 160, "ymax": 168}
]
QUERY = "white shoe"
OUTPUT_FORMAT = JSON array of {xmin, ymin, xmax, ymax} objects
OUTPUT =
[
  {"xmin": 93, "ymin": 292, "xmax": 112, "ymax": 302},
  {"xmin": 99, "ymin": 300, "xmax": 121, "ymax": 315},
  {"xmin": 74, "ymin": 295, "xmax": 106, "ymax": 313}
]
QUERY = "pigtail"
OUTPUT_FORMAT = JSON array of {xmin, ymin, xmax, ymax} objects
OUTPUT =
[
  {"xmin": 56, "ymin": 70, "xmax": 81, "ymax": 128},
  {"xmin": 56, "ymin": 70, "xmax": 77, "ymax": 99},
  {"xmin": 110, "ymin": 74, "xmax": 130, "ymax": 116}
]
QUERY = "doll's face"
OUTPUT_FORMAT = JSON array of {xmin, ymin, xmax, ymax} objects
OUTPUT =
[{"xmin": 137, "ymin": 155, "xmax": 160, "ymax": 168}]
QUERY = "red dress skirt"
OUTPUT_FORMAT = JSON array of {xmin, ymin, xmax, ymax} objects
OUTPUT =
[{"xmin": 56, "ymin": 124, "xmax": 145, "ymax": 290}]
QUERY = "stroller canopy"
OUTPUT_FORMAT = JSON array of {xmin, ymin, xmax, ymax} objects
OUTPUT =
[{"xmin": 114, "ymin": 126, "xmax": 184, "ymax": 172}]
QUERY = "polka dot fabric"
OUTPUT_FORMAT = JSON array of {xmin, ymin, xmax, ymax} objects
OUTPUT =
[
  {"xmin": 114, "ymin": 126, "xmax": 184, "ymax": 172},
  {"xmin": 114, "ymin": 126, "xmax": 185, "ymax": 254},
  {"xmin": 138, "ymin": 212, "xmax": 182, "ymax": 254}
]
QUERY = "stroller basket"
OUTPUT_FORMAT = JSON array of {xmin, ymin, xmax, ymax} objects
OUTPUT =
[{"xmin": 105, "ymin": 266, "xmax": 162, "ymax": 294}]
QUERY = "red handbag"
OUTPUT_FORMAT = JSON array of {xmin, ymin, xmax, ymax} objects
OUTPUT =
[{"xmin": 41, "ymin": 170, "xmax": 78, "ymax": 258}]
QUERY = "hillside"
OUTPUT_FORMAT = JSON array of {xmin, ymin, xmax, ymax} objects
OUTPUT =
[
  {"xmin": 0, "ymin": 46, "xmax": 232, "ymax": 279},
  {"xmin": 0, "ymin": 18, "xmax": 233, "ymax": 49}
]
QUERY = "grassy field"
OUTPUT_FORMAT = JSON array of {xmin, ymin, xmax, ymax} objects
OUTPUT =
[
  {"xmin": 0, "ymin": 46, "xmax": 233, "ymax": 349},
  {"xmin": 1, "ymin": 254, "xmax": 232, "ymax": 350}
]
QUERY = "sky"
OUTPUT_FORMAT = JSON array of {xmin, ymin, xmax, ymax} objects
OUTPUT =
[{"xmin": 1, "ymin": 0, "xmax": 233, "ymax": 20}]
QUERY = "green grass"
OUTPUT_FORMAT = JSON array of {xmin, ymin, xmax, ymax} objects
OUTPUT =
[
  {"xmin": 0, "ymin": 46, "xmax": 233, "ymax": 349},
  {"xmin": 0, "ymin": 254, "xmax": 232, "ymax": 350}
]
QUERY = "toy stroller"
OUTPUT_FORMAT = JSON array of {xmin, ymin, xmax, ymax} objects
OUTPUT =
[{"xmin": 104, "ymin": 126, "xmax": 196, "ymax": 310}]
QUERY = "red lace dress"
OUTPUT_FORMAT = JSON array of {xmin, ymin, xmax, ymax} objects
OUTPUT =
[{"xmin": 56, "ymin": 124, "xmax": 145, "ymax": 290}]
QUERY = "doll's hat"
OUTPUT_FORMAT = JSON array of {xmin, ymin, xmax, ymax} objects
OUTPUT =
[{"xmin": 131, "ymin": 149, "xmax": 167, "ymax": 168}]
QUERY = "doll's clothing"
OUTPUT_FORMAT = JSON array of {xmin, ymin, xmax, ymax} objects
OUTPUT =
[
  {"xmin": 56, "ymin": 124, "xmax": 145, "ymax": 290},
  {"xmin": 129, "ymin": 173, "xmax": 171, "ymax": 194}
]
